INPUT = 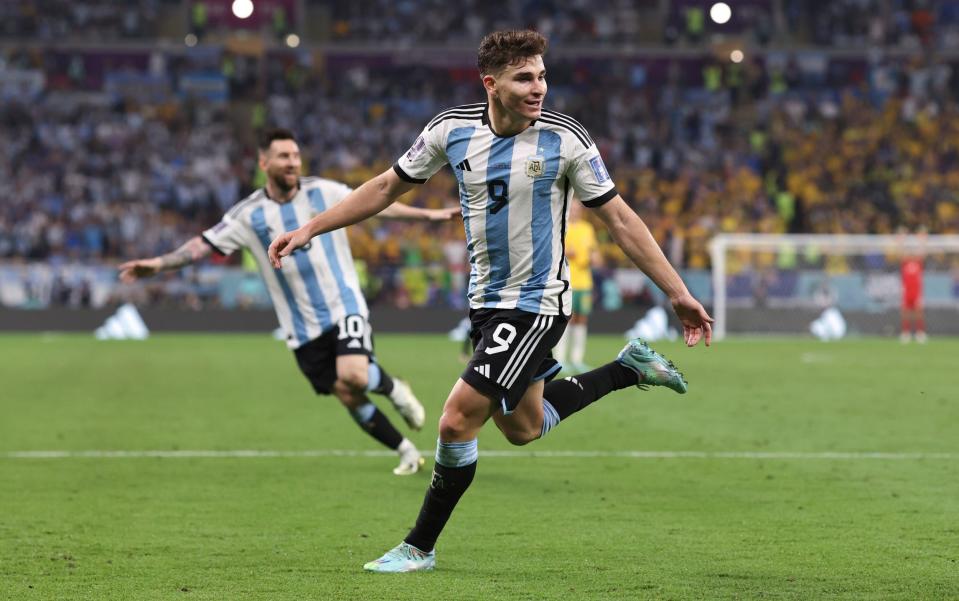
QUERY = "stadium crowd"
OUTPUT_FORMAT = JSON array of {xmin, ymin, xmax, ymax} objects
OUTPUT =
[{"xmin": 3, "ymin": 1, "xmax": 959, "ymax": 309}]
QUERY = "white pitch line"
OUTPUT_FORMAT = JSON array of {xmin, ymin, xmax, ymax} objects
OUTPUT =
[{"xmin": 1, "ymin": 450, "xmax": 956, "ymax": 460}]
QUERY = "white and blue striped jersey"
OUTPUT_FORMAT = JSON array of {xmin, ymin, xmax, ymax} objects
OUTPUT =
[
  {"xmin": 394, "ymin": 103, "xmax": 617, "ymax": 316},
  {"xmin": 202, "ymin": 176, "xmax": 368, "ymax": 349}
]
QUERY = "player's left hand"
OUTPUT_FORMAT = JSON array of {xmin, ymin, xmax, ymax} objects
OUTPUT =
[
  {"xmin": 268, "ymin": 227, "xmax": 313, "ymax": 268},
  {"xmin": 671, "ymin": 293, "xmax": 714, "ymax": 347},
  {"xmin": 426, "ymin": 207, "xmax": 461, "ymax": 221}
]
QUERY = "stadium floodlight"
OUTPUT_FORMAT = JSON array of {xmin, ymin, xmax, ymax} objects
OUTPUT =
[
  {"xmin": 708, "ymin": 233, "xmax": 959, "ymax": 339},
  {"xmin": 232, "ymin": 0, "xmax": 254, "ymax": 19},
  {"xmin": 710, "ymin": 2, "xmax": 732, "ymax": 25},
  {"xmin": 730, "ymin": 49, "xmax": 744, "ymax": 63}
]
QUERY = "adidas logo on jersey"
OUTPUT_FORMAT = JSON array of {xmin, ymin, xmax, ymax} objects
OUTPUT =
[
  {"xmin": 347, "ymin": 339, "xmax": 362, "ymax": 349},
  {"xmin": 455, "ymin": 159, "xmax": 472, "ymax": 172},
  {"xmin": 473, "ymin": 363, "xmax": 490, "ymax": 378}
]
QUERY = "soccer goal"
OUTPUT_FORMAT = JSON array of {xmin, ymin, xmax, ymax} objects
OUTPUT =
[{"xmin": 708, "ymin": 234, "xmax": 959, "ymax": 339}]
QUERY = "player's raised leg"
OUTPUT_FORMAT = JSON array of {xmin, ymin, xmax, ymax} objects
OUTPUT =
[{"xmin": 505, "ymin": 338, "xmax": 688, "ymax": 444}]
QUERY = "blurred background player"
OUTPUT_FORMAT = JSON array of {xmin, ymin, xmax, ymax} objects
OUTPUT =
[
  {"xmin": 554, "ymin": 199, "xmax": 600, "ymax": 372},
  {"xmin": 900, "ymin": 227, "xmax": 927, "ymax": 343},
  {"xmin": 120, "ymin": 128, "xmax": 457, "ymax": 475}
]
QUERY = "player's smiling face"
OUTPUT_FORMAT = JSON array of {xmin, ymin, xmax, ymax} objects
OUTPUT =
[
  {"xmin": 260, "ymin": 139, "xmax": 302, "ymax": 192},
  {"xmin": 491, "ymin": 55, "xmax": 547, "ymax": 121}
]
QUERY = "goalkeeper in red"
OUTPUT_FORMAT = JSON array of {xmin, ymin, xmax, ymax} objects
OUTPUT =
[{"xmin": 268, "ymin": 30, "xmax": 713, "ymax": 572}]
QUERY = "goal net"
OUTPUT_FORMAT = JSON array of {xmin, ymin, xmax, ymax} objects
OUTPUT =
[{"xmin": 708, "ymin": 234, "xmax": 959, "ymax": 339}]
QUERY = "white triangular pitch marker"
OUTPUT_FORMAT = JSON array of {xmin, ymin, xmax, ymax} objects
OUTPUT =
[
  {"xmin": 624, "ymin": 306, "xmax": 678, "ymax": 342},
  {"xmin": 94, "ymin": 303, "xmax": 149, "ymax": 340},
  {"xmin": 810, "ymin": 307, "xmax": 847, "ymax": 341}
]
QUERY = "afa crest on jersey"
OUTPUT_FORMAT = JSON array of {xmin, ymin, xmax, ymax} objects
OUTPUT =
[{"xmin": 525, "ymin": 155, "xmax": 545, "ymax": 178}]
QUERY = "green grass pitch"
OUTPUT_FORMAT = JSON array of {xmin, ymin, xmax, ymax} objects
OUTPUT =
[{"xmin": 1, "ymin": 333, "xmax": 957, "ymax": 600}]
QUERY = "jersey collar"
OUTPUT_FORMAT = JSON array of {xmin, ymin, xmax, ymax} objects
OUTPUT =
[{"xmin": 482, "ymin": 103, "xmax": 537, "ymax": 138}]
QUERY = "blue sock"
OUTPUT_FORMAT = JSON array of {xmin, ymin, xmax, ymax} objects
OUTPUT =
[
  {"xmin": 434, "ymin": 439, "xmax": 479, "ymax": 467},
  {"xmin": 366, "ymin": 362, "xmax": 395, "ymax": 396},
  {"xmin": 540, "ymin": 399, "xmax": 561, "ymax": 438}
]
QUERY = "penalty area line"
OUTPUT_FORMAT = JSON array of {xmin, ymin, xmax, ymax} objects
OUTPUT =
[{"xmin": 1, "ymin": 450, "xmax": 956, "ymax": 460}]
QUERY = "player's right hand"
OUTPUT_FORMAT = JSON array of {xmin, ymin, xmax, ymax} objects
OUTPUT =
[
  {"xmin": 671, "ymin": 292, "xmax": 714, "ymax": 348},
  {"xmin": 118, "ymin": 258, "xmax": 162, "ymax": 283},
  {"xmin": 268, "ymin": 227, "xmax": 312, "ymax": 268}
]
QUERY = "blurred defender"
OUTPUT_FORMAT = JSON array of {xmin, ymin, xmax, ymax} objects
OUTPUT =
[
  {"xmin": 120, "ymin": 128, "xmax": 458, "ymax": 476},
  {"xmin": 268, "ymin": 31, "xmax": 713, "ymax": 571},
  {"xmin": 554, "ymin": 200, "xmax": 600, "ymax": 372}
]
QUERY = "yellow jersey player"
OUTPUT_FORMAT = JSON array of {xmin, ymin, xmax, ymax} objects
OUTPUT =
[{"xmin": 555, "ymin": 200, "xmax": 599, "ymax": 371}]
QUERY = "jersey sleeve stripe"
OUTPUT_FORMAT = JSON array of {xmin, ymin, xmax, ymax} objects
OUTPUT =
[
  {"xmin": 392, "ymin": 162, "xmax": 428, "ymax": 184},
  {"xmin": 541, "ymin": 110, "xmax": 594, "ymax": 146},
  {"xmin": 226, "ymin": 190, "xmax": 263, "ymax": 219},
  {"xmin": 427, "ymin": 111, "xmax": 485, "ymax": 131},
  {"xmin": 538, "ymin": 116, "xmax": 592, "ymax": 148},
  {"xmin": 426, "ymin": 103, "xmax": 486, "ymax": 128},
  {"xmin": 581, "ymin": 187, "xmax": 618, "ymax": 208}
]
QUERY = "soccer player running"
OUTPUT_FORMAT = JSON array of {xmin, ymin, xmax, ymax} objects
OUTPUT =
[
  {"xmin": 120, "ymin": 128, "xmax": 458, "ymax": 476},
  {"xmin": 268, "ymin": 31, "xmax": 713, "ymax": 572},
  {"xmin": 554, "ymin": 199, "xmax": 600, "ymax": 372}
]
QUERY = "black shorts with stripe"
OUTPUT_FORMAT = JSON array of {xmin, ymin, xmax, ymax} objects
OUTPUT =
[
  {"xmin": 293, "ymin": 314, "xmax": 374, "ymax": 395},
  {"xmin": 460, "ymin": 308, "xmax": 568, "ymax": 414}
]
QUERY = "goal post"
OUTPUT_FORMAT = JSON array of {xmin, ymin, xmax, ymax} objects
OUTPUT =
[{"xmin": 708, "ymin": 234, "xmax": 959, "ymax": 340}]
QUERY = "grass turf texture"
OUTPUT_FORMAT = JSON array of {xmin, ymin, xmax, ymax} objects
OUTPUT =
[{"xmin": 1, "ymin": 333, "xmax": 957, "ymax": 600}]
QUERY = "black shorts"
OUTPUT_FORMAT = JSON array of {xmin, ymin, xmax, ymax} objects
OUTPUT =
[
  {"xmin": 293, "ymin": 314, "xmax": 374, "ymax": 395},
  {"xmin": 460, "ymin": 308, "xmax": 568, "ymax": 415}
]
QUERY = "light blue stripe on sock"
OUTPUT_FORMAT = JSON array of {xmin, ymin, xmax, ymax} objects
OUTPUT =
[
  {"xmin": 435, "ymin": 439, "xmax": 478, "ymax": 468},
  {"xmin": 540, "ymin": 399, "xmax": 561, "ymax": 438},
  {"xmin": 351, "ymin": 402, "xmax": 376, "ymax": 423},
  {"xmin": 366, "ymin": 362, "xmax": 382, "ymax": 392}
]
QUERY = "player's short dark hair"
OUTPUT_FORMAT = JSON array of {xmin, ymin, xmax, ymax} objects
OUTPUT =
[
  {"xmin": 258, "ymin": 127, "xmax": 297, "ymax": 153},
  {"xmin": 477, "ymin": 30, "xmax": 547, "ymax": 76}
]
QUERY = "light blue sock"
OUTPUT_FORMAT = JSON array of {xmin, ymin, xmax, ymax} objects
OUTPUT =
[
  {"xmin": 435, "ymin": 438, "xmax": 479, "ymax": 468},
  {"xmin": 350, "ymin": 402, "xmax": 376, "ymax": 424},
  {"xmin": 540, "ymin": 399, "xmax": 561, "ymax": 438},
  {"xmin": 366, "ymin": 363, "xmax": 381, "ymax": 392}
]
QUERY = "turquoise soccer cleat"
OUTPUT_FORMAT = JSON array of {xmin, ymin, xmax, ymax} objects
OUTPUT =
[
  {"xmin": 363, "ymin": 542, "xmax": 435, "ymax": 573},
  {"xmin": 615, "ymin": 338, "xmax": 687, "ymax": 394}
]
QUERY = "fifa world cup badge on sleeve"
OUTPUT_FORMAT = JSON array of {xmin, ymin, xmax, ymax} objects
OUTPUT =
[
  {"xmin": 588, "ymin": 155, "xmax": 610, "ymax": 183},
  {"xmin": 525, "ymin": 155, "xmax": 545, "ymax": 178},
  {"xmin": 406, "ymin": 136, "xmax": 426, "ymax": 161}
]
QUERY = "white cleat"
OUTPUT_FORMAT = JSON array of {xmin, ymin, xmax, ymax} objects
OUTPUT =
[
  {"xmin": 389, "ymin": 379, "xmax": 425, "ymax": 431},
  {"xmin": 393, "ymin": 441, "xmax": 425, "ymax": 476},
  {"xmin": 364, "ymin": 542, "xmax": 435, "ymax": 573}
]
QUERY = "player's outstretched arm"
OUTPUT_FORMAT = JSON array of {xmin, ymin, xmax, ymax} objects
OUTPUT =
[
  {"xmin": 379, "ymin": 202, "xmax": 460, "ymax": 222},
  {"xmin": 269, "ymin": 168, "xmax": 416, "ymax": 268},
  {"xmin": 592, "ymin": 195, "xmax": 713, "ymax": 347},
  {"xmin": 118, "ymin": 236, "xmax": 212, "ymax": 283}
]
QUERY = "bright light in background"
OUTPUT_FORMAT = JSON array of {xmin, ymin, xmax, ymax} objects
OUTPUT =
[
  {"xmin": 730, "ymin": 49, "xmax": 744, "ymax": 63},
  {"xmin": 184, "ymin": 33, "xmax": 197, "ymax": 47},
  {"xmin": 232, "ymin": 0, "xmax": 254, "ymax": 19},
  {"xmin": 710, "ymin": 2, "xmax": 732, "ymax": 24},
  {"xmin": 285, "ymin": 33, "xmax": 300, "ymax": 48}
]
